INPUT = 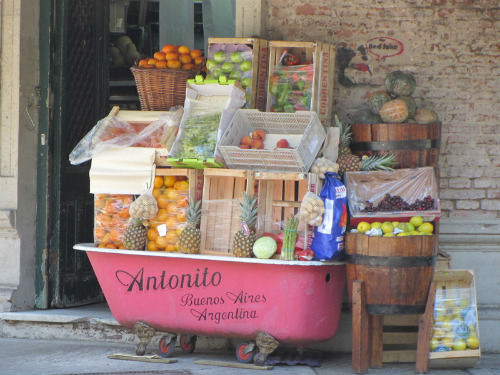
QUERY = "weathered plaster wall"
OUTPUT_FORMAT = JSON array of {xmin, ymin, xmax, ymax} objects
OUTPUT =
[{"xmin": 265, "ymin": 0, "xmax": 500, "ymax": 219}]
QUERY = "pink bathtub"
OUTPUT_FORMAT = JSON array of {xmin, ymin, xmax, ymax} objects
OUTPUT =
[{"xmin": 74, "ymin": 244, "xmax": 346, "ymax": 364}]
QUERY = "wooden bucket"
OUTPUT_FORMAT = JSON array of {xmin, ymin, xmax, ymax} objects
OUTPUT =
[
  {"xmin": 350, "ymin": 122, "xmax": 441, "ymax": 169},
  {"xmin": 345, "ymin": 233, "xmax": 438, "ymax": 314}
]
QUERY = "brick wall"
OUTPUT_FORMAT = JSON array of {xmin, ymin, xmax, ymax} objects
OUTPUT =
[{"xmin": 265, "ymin": 0, "xmax": 500, "ymax": 219}]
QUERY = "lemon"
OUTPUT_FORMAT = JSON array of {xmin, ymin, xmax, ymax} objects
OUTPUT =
[
  {"xmin": 418, "ymin": 222, "xmax": 434, "ymax": 234},
  {"xmin": 453, "ymin": 338, "xmax": 467, "ymax": 351},
  {"xmin": 357, "ymin": 221, "xmax": 371, "ymax": 234},
  {"xmin": 406, "ymin": 222, "xmax": 415, "ymax": 232},
  {"xmin": 458, "ymin": 298, "xmax": 471, "ymax": 309},
  {"xmin": 409, "ymin": 230, "xmax": 420, "ymax": 236},
  {"xmin": 383, "ymin": 232, "xmax": 395, "ymax": 237},
  {"xmin": 381, "ymin": 221, "xmax": 394, "ymax": 233},
  {"xmin": 429, "ymin": 337, "xmax": 440, "ymax": 351},
  {"xmin": 396, "ymin": 222, "xmax": 409, "ymax": 232},
  {"xmin": 410, "ymin": 216, "xmax": 424, "ymax": 228},
  {"xmin": 466, "ymin": 336, "xmax": 479, "ymax": 349},
  {"xmin": 370, "ymin": 221, "xmax": 382, "ymax": 230},
  {"xmin": 392, "ymin": 221, "xmax": 400, "ymax": 227},
  {"xmin": 396, "ymin": 232, "xmax": 409, "ymax": 236}
]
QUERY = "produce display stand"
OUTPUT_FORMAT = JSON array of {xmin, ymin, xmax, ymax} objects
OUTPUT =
[{"xmin": 73, "ymin": 243, "xmax": 346, "ymax": 365}]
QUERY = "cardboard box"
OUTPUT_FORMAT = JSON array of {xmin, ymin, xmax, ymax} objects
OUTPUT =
[
  {"xmin": 207, "ymin": 37, "xmax": 269, "ymax": 111},
  {"xmin": 429, "ymin": 270, "xmax": 481, "ymax": 368},
  {"xmin": 266, "ymin": 41, "xmax": 336, "ymax": 127}
]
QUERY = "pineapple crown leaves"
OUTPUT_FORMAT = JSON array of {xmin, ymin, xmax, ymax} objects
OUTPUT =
[
  {"xmin": 186, "ymin": 199, "xmax": 202, "ymax": 227},
  {"xmin": 239, "ymin": 192, "xmax": 258, "ymax": 230},
  {"xmin": 361, "ymin": 153, "xmax": 398, "ymax": 171},
  {"xmin": 334, "ymin": 114, "xmax": 352, "ymax": 148}
]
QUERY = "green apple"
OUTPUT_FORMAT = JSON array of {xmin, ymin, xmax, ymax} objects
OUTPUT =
[
  {"xmin": 240, "ymin": 60, "xmax": 252, "ymax": 72},
  {"xmin": 221, "ymin": 62, "xmax": 235, "ymax": 73},
  {"xmin": 230, "ymin": 51, "xmax": 243, "ymax": 63},
  {"xmin": 213, "ymin": 51, "xmax": 226, "ymax": 63},
  {"xmin": 206, "ymin": 59, "xmax": 219, "ymax": 71},
  {"xmin": 240, "ymin": 77, "xmax": 252, "ymax": 88}
]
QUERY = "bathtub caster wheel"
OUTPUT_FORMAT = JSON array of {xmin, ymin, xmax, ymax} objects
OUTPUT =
[
  {"xmin": 158, "ymin": 334, "xmax": 177, "ymax": 358},
  {"xmin": 236, "ymin": 341, "xmax": 256, "ymax": 363},
  {"xmin": 179, "ymin": 334, "xmax": 197, "ymax": 354}
]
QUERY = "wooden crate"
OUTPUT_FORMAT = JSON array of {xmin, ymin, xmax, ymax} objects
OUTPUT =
[
  {"xmin": 207, "ymin": 37, "xmax": 269, "ymax": 111},
  {"xmin": 382, "ymin": 314, "xmax": 420, "ymax": 363},
  {"xmin": 199, "ymin": 169, "xmax": 321, "ymax": 256},
  {"xmin": 108, "ymin": 106, "xmax": 179, "ymax": 166},
  {"xmin": 266, "ymin": 41, "xmax": 336, "ymax": 127},
  {"xmin": 429, "ymin": 270, "xmax": 481, "ymax": 368},
  {"xmin": 155, "ymin": 167, "xmax": 204, "ymax": 202}
]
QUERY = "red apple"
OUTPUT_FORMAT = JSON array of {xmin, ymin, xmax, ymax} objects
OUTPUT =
[
  {"xmin": 250, "ymin": 138, "xmax": 264, "ymax": 149},
  {"xmin": 276, "ymin": 139, "xmax": 289, "ymax": 148},
  {"xmin": 240, "ymin": 135, "xmax": 252, "ymax": 146},
  {"xmin": 239, "ymin": 144, "xmax": 250, "ymax": 149},
  {"xmin": 252, "ymin": 129, "xmax": 266, "ymax": 140}
]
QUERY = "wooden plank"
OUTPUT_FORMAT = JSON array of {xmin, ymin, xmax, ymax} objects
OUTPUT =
[
  {"xmin": 383, "ymin": 350, "xmax": 416, "ymax": 363},
  {"xmin": 416, "ymin": 282, "xmax": 436, "ymax": 373},
  {"xmin": 352, "ymin": 280, "xmax": 369, "ymax": 374},
  {"xmin": 194, "ymin": 359, "xmax": 273, "ymax": 370},
  {"xmin": 108, "ymin": 353, "xmax": 178, "ymax": 364},
  {"xmin": 370, "ymin": 315, "xmax": 384, "ymax": 368}
]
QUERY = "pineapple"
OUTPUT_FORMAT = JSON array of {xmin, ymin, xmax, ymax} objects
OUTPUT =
[
  {"xmin": 232, "ymin": 192, "xmax": 258, "ymax": 258},
  {"xmin": 123, "ymin": 219, "xmax": 147, "ymax": 250},
  {"xmin": 335, "ymin": 114, "xmax": 397, "ymax": 175},
  {"xmin": 179, "ymin": 200, "xmax": 202, "ymax": 254}
]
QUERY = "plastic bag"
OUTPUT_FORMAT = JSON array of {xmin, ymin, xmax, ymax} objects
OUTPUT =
[
  {"xmin": 310, "ymin": 157, "xmax": 339, "ymax": 179},
  {"xmin": 311, "ymin": 172, "xmax": 348, "ymax": 261},
  {"xmin": 94, "ymin": 194, "xmax": 134, "ymax": 249},
  {"xmin": 129, "ymin": 188, "xmax": 158, "ymax": 219},
  {"xmin": 268, "ymin": 50, "xmax": 315, "ymax": 113},
  {"xmin": 69, "ymin": 108, "xmax": 183, "ymax": 165}
]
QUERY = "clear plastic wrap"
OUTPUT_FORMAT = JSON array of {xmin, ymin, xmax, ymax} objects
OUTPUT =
[
  {"xmin": 430, "ymin": 287, "xmax": 480, "ymax": 352},
  {"xmin": 299, "ymin": 191, "xmax": 324, "ymax": 226},
  {"xmin": 206, "ymin": 43, "xmax": 254, "ymax": 107},
  {"xmin": 344, "ymin": 167, "xmax": 440, "ymax": 218},
  {"xmin": 267, "ymin": 51, "xmax": 315, "ymax": 113},
  {"xmin": 94, "ymin": 194, "xmax": 134, "ymax": 249},
  {"xmin": 147, "ymin": 175, "xmax": 190, "ymax": 252},
  {"xmin": 69, "ymin": 108, "xmax": 183, "ymax": 165},
  {"xmin": 310, "ymin": 157, "xmax": 339, "ymax": 179}
]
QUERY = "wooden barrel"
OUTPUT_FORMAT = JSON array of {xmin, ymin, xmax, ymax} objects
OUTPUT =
[
  {"xmin": 350, "ymin": 122, "xmax": 441, "ymax": 169},
  {"xmin": 345, "ymin": 233, "xmax": 438, "ymax": 314}
]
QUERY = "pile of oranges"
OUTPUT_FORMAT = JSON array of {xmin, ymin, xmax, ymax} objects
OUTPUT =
[
  {"xmin": 138, "ymin": 44, "xmax": 205, "ymax": 71},
  {"xmin": 94, "ymin": 194, "xmax": 133, "ymax": 249},
  {"xmin": 147, "ymin": 174, "xmax": 191, "ymax": 252}
]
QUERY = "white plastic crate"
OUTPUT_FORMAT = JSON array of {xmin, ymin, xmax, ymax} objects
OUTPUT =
[{"xmin": 218, "ymin": 110, "xmax": 326, "ymax": 172}]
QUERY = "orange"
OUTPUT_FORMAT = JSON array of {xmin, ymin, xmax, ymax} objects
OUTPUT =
[
  {"xmin": 118, "ymin": 244, "xmax": 125, "ymax": 250},
  {"xmin": 176, "ymin": 211, "xmax": 187, "ymax": 223},
  {"xmin": 105, "ymin": 199, "xmax": 119, "ymax": 214},
  {"xmin": 119, "ymin": 207, "xmax": 130, "ymax": 219},
  {"xmin": 122, "ymin": 195, "xmax": 133, "ymax": 206},
  {"xmin": 147, "ymin": 58, "xmax": 158, "ymax": 66},
  {"xmin": 155, "ymin": 60, "xmax": 167, "ymax": 69},
  {"xmin": 98, "ymin": 244, "xmax": 106, "ymax": 248},
  {"xmin": 152, "ymin": 187, "xmax": 163, "ymax": 199},
  {"xmin": 177, "ymin": 194, "xmax": 188, "ymax": 208},
  {"xmin": 101, "ymin": 233, "xmax": 112, "ymax": 245},
  {"xmin": 138, "ymin": 59, "xmax": 149, "ymax": 67},
  {"xmin": 154, "ymin": 176, "xmax": 164, "ymax": 188},
  {"xmin": 167, "ymin": 60, "xmax": 181, "ymax": 69},
  {"xmin": 94, "ymin": 196, "xmax": 106, "ymax": 210},
  {"xmin": 163, "ymin": 175, "xmax": 177, "ymax": 187},
  {"xmin": 147, "ymin": 228, "xmax": 158, "ymax": 241},
  {"xmin": 165, "ymin": 217, "xmax": 178, "ymax": 229},
  {"xmin": 94, "ymin": 227, "xmax": 106, "ymax": 240},
  {"xmin": 165, "ymin": 231, "xmax": 178, "ymax": 243},
  {"xmin": 176, "ymin": 225, "xmax": 185, "ymax": 236},
  {"xmin": 157, "ymin": 194, "xmax": 169, "ymax": 209},
  {"xmin": 154, "ymin": 51, "xmax": 166, "ymax": 61},
  {"xmin": 194, "ymin": 56, "xmax": 204, "ymax": 66},
  {"xmin": 156, "ymin": 208, "xmax": 169, "ymax": 222},
  {"xmin": 174, "ymin": 180, "xmax": 189, "ymax": 191},
  {"xmin": 190, "ymin": 49, "xmax": 202, "ymax": 59},
  {"xmin": 165, "ymin": 52, "xmax": 179, "ymax": 61},
  {"xmin": 155, "ymin": 236, "xmax": 168, "ymax": 249},
  {"xmin": 167, "ymin": 203, "xmax": 178, "ymax": 215},
  {"xmin": 106, "ymin": 244, "xmax": 117, "ymax": 249},
  {"xmin": 166, "ymin": 244, "xmax": 176, "ymax": 252},
  {"xmin": 179, "ymin": 54, "xmax": 192, "ymax": 64},
  {"xmin": 165, "ymin": 188, "xmax": 179, "ymax": 200},
  {"xmin": 162, "ymin": 44, "xmax": 176, "ymax": 54},
  {"xmin": 96, "ymin": 213, "xmax": 112, "ymax": 229},
  {"xmin": 182, "ymin": 63, "xmax": 196, "ymax": 70},
  {"xmin": 147, "ymin": 241, "xmax": 158, "ymax": 251},
  {"xmin": 178, "ymin": 45, "xmax": 190, "ymax": 55},
  {"xmin": 109, "ymin": 228, "xmax": 122, "ymax": 243},
  {"xmin": 143, "ymin": 64, "xmax": 155, "ymax": 69}
]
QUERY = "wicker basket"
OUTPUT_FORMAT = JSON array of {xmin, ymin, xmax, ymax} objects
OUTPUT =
[{"xmin": 131, "ymin": 67, "xmax": 197, "ymax": 111}]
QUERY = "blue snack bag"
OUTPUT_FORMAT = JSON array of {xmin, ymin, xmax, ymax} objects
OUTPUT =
[{"xmin": 311, "ymin": 172, "xmax": 348, "ymax": 261}]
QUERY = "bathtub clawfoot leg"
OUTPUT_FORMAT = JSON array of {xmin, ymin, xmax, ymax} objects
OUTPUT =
[
  {"xmin": 254, "ymin": 331, "xmax": 279, "ymax": 366},
  {"xmin": 134, "ymin": 321, "xmax": 156, "ymax": 356}
]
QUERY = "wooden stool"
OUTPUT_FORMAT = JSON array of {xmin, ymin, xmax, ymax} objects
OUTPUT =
[{"xmin": 352, "ymin": 280, "xmax": 437, "ymax": 374}]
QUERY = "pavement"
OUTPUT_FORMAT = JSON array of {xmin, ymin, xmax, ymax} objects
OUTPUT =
[{"xmin": 0, "ymin": 337, "xmax": 498, "ymax": 375}]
